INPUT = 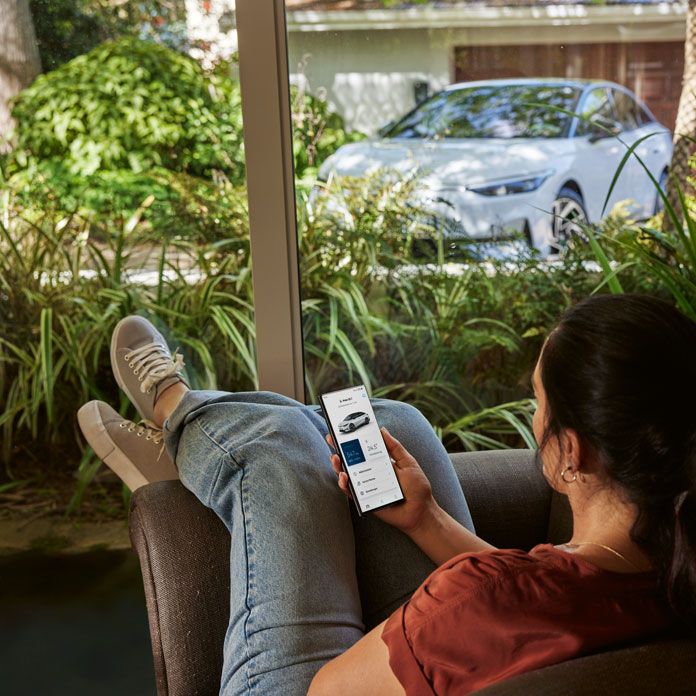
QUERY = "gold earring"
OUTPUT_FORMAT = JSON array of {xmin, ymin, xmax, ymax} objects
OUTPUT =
[{"xmin": 561, "ymin": 466, "xmax": 577, "ymax": 483}]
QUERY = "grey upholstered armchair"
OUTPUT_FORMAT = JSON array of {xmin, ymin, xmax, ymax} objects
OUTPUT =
[{"xmin": 129, "ymin": 450, "xmax": 694, "ymax": 695}]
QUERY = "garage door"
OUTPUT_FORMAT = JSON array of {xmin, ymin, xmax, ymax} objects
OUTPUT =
[{"xmin": 454, "ymin": 42, "xmax": 683, "ymax": 130}]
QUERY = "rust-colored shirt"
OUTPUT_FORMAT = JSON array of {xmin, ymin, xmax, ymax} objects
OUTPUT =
[{"xmin": 381, "ymin": 544, "xmax": 672, "ymax": 695}]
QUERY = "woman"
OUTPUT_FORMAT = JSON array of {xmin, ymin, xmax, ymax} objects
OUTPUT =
[{"xmin": 78, "ymin": 294, "xmax": 695, "ymax": 695}]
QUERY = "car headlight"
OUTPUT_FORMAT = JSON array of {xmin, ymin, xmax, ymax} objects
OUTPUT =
[{"xmin": 468, "ymin": 170, "xmax": 554, "ymax": 197}]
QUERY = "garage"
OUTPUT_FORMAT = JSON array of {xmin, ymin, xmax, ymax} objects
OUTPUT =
[{"xmin": 454, "ymin": 42, "xmax": 684, "ymax": 129}]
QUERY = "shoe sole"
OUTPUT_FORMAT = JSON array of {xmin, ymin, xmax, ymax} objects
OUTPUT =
[
  {"xmin": 77, "ymin": 401, "xmax": 149, "ymax": 492},
  {"xmin": 110, "ymin": 316, "xmax": 148, "ymax": 422}
]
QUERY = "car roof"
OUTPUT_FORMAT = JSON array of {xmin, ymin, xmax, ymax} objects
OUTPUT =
[{"xmin": 443, "ymin": 78, "xmax": 620, "ymax": 92}]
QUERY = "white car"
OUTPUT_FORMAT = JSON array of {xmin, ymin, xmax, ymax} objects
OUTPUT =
[
  {"xmin": 316, "ymin": 79, "xmax": 673, "ymax": 256},
  {"xmin": 338, "ymin": 411, "xmax": 370, "ymax": 433}
]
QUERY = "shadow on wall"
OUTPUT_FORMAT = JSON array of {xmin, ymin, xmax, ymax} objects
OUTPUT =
[{"xmin": 332, "ymin": 72, "xmax": 443, "ymax": 135}]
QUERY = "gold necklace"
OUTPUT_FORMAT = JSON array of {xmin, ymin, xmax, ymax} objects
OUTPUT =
[{"xmin": 562, "ymin": 541, "xmax": 644, "ymax": 572}]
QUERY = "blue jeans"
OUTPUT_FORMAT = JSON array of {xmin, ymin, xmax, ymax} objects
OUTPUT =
[{"xmin": 164, "ymin": 390, "xmax": 474, "ymax": 696}]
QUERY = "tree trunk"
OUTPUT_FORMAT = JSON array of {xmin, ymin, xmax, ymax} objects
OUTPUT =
[
  {"xmin": 0, "ymin": 0, "xmax": 41, "ymax": 150},
  {"xmin": 664, "ymin": 0, "xmax": 696, "ymax": 228}
]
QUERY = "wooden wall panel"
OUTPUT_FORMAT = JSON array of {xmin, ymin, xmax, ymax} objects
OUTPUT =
[{"xmin": 454, "ymin": 42, "xmax": 684, "ymax": 130}]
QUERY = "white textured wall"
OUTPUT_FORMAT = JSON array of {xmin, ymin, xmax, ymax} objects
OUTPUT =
[{"xmin": 287, "ymin": 29, "xmax": 450, "ymax": 135}]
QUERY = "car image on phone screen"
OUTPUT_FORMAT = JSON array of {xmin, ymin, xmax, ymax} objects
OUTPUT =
[{"xmin": 320, "ymin": 385, "xmax": 405, "ymax": 516}]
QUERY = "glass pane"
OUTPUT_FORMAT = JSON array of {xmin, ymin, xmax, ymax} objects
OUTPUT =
[
  {"xmin": 285, "ymin": 2, "xmax": 682, "ymax": 451},
  {"xmin": 386, "ymin": 84, "xmax": 580, "ymax": 140},
  {"xmin": 575, "ymin": 87, "xmax": 615, "ymax": 135},
  {"xmin": 611, "ymin": 89, "xmax": 641, "ymax": 131},
  {"xmin": 0, "ymin": 3, "xmax": 253, "ymax": 514}
]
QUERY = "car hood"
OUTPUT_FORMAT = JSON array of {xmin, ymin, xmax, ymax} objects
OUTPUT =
[{"xmin": 318, "ymin": 138, "xmax": 573, "ymax": 188}]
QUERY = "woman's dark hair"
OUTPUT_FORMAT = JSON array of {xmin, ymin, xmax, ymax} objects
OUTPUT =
[{"xmin": 539, "ymin": 293, "xmax": 696, "ymax": 632}]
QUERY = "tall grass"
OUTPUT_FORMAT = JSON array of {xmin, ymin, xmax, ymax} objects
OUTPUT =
[
  {"xmin": 0, "ymin": 173, "xmax": 593, "ymax": 513},
  {"xmin": 576, "ymin": 128, "xmax": 696, "ymax": 319}
]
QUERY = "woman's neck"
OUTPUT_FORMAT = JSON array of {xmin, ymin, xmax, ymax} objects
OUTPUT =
[{"xmin": 562, "ymin": 491, "xmax": 654, "ymax": 573}]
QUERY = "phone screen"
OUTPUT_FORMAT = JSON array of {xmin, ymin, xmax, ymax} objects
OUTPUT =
[{"xmin": 320, "ymin": 385, "xmax": 405, "ymax": 515}]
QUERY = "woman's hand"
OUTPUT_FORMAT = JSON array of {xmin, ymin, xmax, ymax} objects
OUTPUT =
[{"xmin": 326, "ymin": 427, "xmax": 436, "ymax": 535}]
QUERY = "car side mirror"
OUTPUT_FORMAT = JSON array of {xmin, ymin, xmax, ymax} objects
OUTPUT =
[{"xmin": 588, "ymin": 116, "xmax": 622, "ymax": 143}]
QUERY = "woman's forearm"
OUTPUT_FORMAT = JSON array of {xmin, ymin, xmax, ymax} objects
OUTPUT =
[{"xmin": 406, "ymin": 502, "xmax": 496, "ymax": 566}]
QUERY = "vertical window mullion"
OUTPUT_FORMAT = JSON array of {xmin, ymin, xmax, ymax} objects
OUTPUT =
[{"xmin": 236, "ymin": 0, "xmax": 305, "ymax": 401}]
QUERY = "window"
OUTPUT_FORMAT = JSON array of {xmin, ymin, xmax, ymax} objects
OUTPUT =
[
  {"xmin": 611, "ymin": 89, "xmax": 640, "ymax": 131},
  {"xmin": 385, "ymin": 84, "xmax": 581, "ymax": 140},
  {"xmin": 575, "ymin": 87, "xmax": 617, "ymax": 136}
]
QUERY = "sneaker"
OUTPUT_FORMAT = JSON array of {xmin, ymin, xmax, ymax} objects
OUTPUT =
[
  {"xmin": 110, "ymin": 315, "xmax": 185, "ymax": 423},
  {"xmin": 77, "ymin": 400, "xmax": 179, "ymax": 491}
]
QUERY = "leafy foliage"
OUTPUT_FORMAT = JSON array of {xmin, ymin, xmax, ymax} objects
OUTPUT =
[
  {"xmin": 30, "ymin": 0, "xmax": 189, "ymax": 71},
  {"xmin": 8, "ymin": 38, "xmax": 244, "ymax": 180},
  {"xmin": 585, "ymin": 183, "xmax": 696, "ymax": 319},
  {"xmin": 3, "ymin": 38, "xmax": 363, "ymax": 244},
  {"xmin": 30, "ymin": 0, "xmax": 110, "ymax": 71},
  {"xmin": 0, "ymin": 172, "xmax": 558, "ymax": 512},
  {"xmin": 291, "ymin": 84, "xmax": 366, "ymax": 180},
  {"xmin": 6, "ymin": 33, "xmax": 678, "ymax": 518}
]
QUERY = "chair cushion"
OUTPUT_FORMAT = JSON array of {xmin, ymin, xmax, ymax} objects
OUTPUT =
[
  {"xmin": 472, "ymin": 634, "xmax": 696, "ymax": 695},
  {"xmin": 450, "ymin": 449, "xmax": 553, "ymax": 550}
]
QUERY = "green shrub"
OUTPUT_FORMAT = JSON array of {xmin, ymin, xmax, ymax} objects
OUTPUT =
[
  {"xmin": 0, "ymin": 189, "xmax": 255, "ymax": 501},
  {"xmin": 8, "ymin": 38, "xmax": 244, "ymax": 180},
  {"xmin": 291, "ymin": 85, "xmax": 366, "ymax": 181},
  {"xmin": 586, "ymin": 190, "xmax": 696, "ymax": 318},
  {"xmin": 3, "ymin": 38, "xmax": 363, "ymax": 243},
  {"xmin": 8, "ymin": 161, "xmax": 250, "ymax": 242}
]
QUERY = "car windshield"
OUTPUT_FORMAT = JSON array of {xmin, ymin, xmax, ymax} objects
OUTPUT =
[{"xmin": 384, "ymin": 84, "xmax": 582, "ymax": 140}]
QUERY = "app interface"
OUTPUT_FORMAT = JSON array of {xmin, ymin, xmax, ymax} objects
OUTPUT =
[{"xmin": 323, "ymin": 386, "xmax": 404, "ymax": 513}]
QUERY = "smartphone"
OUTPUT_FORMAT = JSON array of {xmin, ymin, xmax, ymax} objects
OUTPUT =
[{"xmin": 320, "ymin": 385, "xmax": 405, "ymax": 516}]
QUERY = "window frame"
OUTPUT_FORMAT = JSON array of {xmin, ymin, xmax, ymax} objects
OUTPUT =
[{"xmin": 236, "ymin": 1, "xmax": 306, "ymax": 401}]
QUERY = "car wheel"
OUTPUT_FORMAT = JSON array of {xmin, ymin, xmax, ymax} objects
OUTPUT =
[
  {"xmin": 550, "ymin": 187, "xmax": 588, "ymax": 254},
  {"xmin": 349, "ymin": 424, "xmax": 355, "ymax": 431},
  {"xmin": 654, "ymin": 170, "xmax": 668, "ymax": 215}
]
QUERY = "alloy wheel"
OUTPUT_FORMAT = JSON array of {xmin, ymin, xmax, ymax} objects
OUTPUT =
[{"xmin": 550, "ymin": 195, "xmax": 588, "ymax": 253}]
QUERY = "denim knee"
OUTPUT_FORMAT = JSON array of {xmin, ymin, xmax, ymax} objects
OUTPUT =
[{"xmin": 372, "ymin": 399, "xmax": 430, "ymax": 431}]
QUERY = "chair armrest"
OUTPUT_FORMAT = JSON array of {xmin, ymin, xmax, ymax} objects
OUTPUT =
[
  {"xmin": 129, "ymin": 480, "xmax": 230, "ymax": 696},
  {"xmin": 472, "ymin": 635, "xmax": 696, "ymax": 695},
  {"xmin": 450, "ymin": 449, "xmax": 553, "ymax": 550}
]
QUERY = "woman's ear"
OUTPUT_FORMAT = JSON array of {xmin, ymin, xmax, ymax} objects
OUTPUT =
[{"xmin": 560, "ymin": 428, "xmax": 582, "ymax": 469}]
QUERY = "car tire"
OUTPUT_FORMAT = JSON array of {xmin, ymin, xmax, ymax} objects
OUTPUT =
[
  {"xmin": 550, "ymin": 186, "xmax": 588, "ymax": 255},
  {"xmin": 654, "ymin": 169, "xmax": 668, "ymax": 215}
]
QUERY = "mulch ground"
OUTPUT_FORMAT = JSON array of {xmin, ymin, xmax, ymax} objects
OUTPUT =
[{"xmin": 0, "ymin": 458, "xmax": 131, "ymax": 553}]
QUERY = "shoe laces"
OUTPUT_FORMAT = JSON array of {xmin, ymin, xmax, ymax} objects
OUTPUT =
[
  {"xmin": 124, "ymin": 342, "xmax": 185, "ymax": 395},
  {"xmin": 119, "ymin": 419, "xmax": 167, "ymax": 460}
]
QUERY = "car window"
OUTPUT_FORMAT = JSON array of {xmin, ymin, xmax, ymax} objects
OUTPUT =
[
  {"xmin": 636, "ymin": 103, "xmax": 654, "ymax": 127},
  {"xmin": 611, "ymin": 90, "xmax": 640, "ymax": 131},
  {"xmin": 384, "ymin": 84, "xmax": 581, "ymax": 140},
  {"xmin": 575, "ymin": 87, "xmax": 617, "ymax": 136}
]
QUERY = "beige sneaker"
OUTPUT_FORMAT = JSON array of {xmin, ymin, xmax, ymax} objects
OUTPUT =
[
  {"xmin": 110, "ymin": 315, "xmax": 186, "ymax": 423},
  {"xmin": 77, "ymin": 400, "xmax": 179, "ymax": 491}
]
